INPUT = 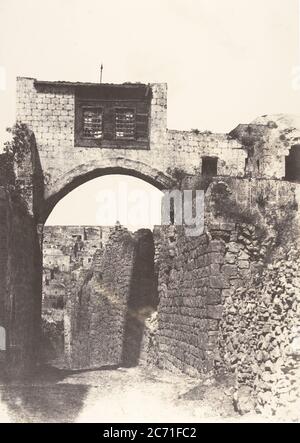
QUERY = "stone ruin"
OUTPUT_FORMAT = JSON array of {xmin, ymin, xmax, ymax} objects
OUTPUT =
[{"xmin": 0, "ymin": 77, "xmax": 299, "ymax": 417}]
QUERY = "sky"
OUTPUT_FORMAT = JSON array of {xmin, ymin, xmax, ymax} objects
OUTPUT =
[
  {"xmin": 45, "ymin": 175, "xmax": 163, "ymax": 229},
  {"xmin": 0, "ymin": 0, "xmax": 299, "ymax": 226}
]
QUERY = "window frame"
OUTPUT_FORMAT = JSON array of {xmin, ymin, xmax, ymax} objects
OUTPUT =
[
  {"xmin": 75, "ymin": 97, "xmax": 150, "ymax": 149},
  {"xmin": 82, "ymin": 105, "xmax": 103, "ymax": 140},
  {"xmin": 201, "ymin": 156, "xmax": 218, "ymax": 176},
  {"xmin": 115, "ymin": 107, "xmax": 136, "ymax": 140}
]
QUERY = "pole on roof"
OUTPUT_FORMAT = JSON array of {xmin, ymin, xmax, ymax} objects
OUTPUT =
[{"xmin": 100, "ymin": 63, "xmax": 103, "ymax": 84}]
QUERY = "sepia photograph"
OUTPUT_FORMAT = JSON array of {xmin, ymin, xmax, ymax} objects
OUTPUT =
[{"xmin": 0, "ymin": 0, "xmax": 299, "ymax": 427}]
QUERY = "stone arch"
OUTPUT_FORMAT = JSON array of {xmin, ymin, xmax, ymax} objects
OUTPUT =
[
  {"xmin": 39, "ymin": 161, "xmax": 172, "ymax": 370},
  {"xmin": 40, "ymin": 157, "xmax": 174, "ymax": 223}
]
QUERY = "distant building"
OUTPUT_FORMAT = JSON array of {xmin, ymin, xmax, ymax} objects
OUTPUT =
[
  {"xmin": 43, "ymin": 281, "xmax": 65, "ymax": 310},
  {"xmin": 43, "ymin": 247, "xmax": 70, "ymax": 272}
]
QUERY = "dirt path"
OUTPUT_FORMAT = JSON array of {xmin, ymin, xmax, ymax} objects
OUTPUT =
[{"xmin": 0, "ymin": 366, "xmax": 276, "ymax": 423}]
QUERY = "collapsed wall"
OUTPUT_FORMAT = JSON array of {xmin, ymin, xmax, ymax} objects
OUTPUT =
[
  {"xmin": 220, "ymin": 245, "xmax": 300, "ymax": 417},
  {"xmin": 151, "ymin": 178, "xmax": 300, "ymax": 416}
]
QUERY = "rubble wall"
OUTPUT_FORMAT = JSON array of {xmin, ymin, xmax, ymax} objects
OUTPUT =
[{"xmin": 154, "ymin": 212, "xmax": 300, "ymax": 415}]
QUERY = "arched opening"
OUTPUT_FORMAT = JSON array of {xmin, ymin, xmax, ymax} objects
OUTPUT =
[
  {"xmin": 41, "ymin": 173, "xmax": 164, "ymax": 371},
  {"xmin": 40, "ymin": 162, "xmax": 173, "ymax": 224}
]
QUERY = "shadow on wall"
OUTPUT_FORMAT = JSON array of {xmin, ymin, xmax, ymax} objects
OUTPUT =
[{"xmin": 121, "ymin": 229, "xmax": 158, "ymax": 367}]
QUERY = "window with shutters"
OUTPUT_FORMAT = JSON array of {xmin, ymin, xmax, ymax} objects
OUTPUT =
[
  {"xmin": 115, "ymin": 108, "xmax": 135, "ymax": 139},
  {"xmin": 82, "ymin": 107, "xmax": 103, "ymax": 139},
  {"xmin": 74, "ymin": 84, "xmax": 151, "ymax": 149}
]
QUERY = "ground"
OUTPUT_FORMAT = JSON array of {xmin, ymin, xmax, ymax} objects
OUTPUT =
[{"xmin": 0, "ymin": 366, "xmax": 288, "ymax": 423}]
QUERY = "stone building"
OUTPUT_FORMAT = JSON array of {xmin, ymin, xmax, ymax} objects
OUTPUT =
[
  {"xmin": 43, "ymin": 247, "xmax": 70, "ymax": 272},
  {"xmin": 41, "ymin": 225, "xmax": 114, "ymax": 351},
  {"xmin": 43, "ymin": 281, "xmax": 65, "ymax": 310},
  {"xmin": 0, "ymin": 76, "xmax": 299, "ymax": 417},
  {"xmin": 14, "ymin": 77, "xmax": 300, "ymax": 206}
]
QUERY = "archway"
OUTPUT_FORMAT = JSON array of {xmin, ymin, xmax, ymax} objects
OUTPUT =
[
  {"xmin": 41, "ymin": 172, "xmax": 164, "ymax": 370},
  {"xmin": 39, "ymin": 160, "xmax": 174, "ymax": 224}
]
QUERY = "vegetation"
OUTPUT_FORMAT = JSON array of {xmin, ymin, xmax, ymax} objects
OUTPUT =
[
  {"xmin": 191, "ymin": 129, "xmax": 212, "ymax": 136},
  {"xmin": 4, "ymin": 121, "xmax": 32, "ymax": 165},
  {"xmin": 210, "ymin": 180, "xmax": 299, "ymax": 262},
  {"xmin": 166, "ymin": 167, "xmax": 186, "ymax": 188},
  {"xmin": 192, "ymin": 173, "xmax": 214, "ymax": 192},
  {"xmin": 0, "ymin": 122, "xmax": 32, "ymax": 187},
  {"xmin": 211, "ymin": 182, "xmax": 265, "ymax": 229}
]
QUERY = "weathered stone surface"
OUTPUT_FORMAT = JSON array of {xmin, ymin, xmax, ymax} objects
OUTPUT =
[
  {"xmin": 15, "ymin": 77, "xmax": 248, "ymax": 219},
  {"xmin": 154, "ymin": 225, "xmax": 245, "ymax": 377},
  {"xmin": 218, "ymin": 233, "xmax": 300, "ymax": 415},
  {"xmin": 1, "ymin": 76, "xmax": 300, "ymax": 423},
  {"xmin": 0, "ymin": 187, "xmax": 42, "ymax": 377},
  {"xmin": 63, "ymin": 227, "xmax": 157, "ymax": 370},
  {"xmin": 210, "ymin": 276, "xmax": 230, "ymax": 289}
]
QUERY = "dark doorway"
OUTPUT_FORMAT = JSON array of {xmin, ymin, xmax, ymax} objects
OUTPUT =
[
  {"xmin": 285, "ymin": 146, "xmax": 300, "ymax": 182},
  {"xmin": 202, "ymin": 156, "xmax": 218, "ymax": 176},
  {"xmin": 122, "ymin": 229, "xmax": 158, "ymax": 367}
]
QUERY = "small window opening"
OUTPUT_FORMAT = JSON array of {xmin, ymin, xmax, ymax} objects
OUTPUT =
[{"xmin": 202, "ymin": 157, "xmax": 218, "ymax": 176}]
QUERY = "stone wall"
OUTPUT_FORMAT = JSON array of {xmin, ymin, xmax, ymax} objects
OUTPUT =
[
  {"xmin": 0, "ymin": 189, "xmax": 8, "ymax": 331},
  {"xmin": 15, "ymin": 77, "xmax": 247, "ymax": 215},
  {"xmin": 64, "ymin": 226, "xmax": 136, "ymax": 369},
  {"xmin": 154, "ymin": 224, "xmax": 252, "ymax": 377},
  {"xmin": 0, "ymin": 186, "xmax": 42, "ymax": 377},
  {"xmin": 167, "ymin": 130, "xmax": 246, "ymax": 178},
  {"xmin": 59, "ymin": 227, "xmax": 159, "ymax": 370},
  {"xmin": 230, "ymin": 115, "xmax": 300, "ymax": 180},
  {"xmin": 151, "ymin": 178, "xmax": 300, "ymax": 415},
  {"xmin": 16, "ymin": 77, "xmax": 300, "ymax": 209},
  {"xmin": 219, "ymin": 236, "xmax": 300, "ymax": 417}
]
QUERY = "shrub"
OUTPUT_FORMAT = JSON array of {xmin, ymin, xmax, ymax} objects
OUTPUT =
[
  {"xmin": 4, "ymin": 122, "xmax": 32, "ymax": 165},
  {"xmin": 166, "ymin": 167, "xmax": 186, "ymax": 188}
]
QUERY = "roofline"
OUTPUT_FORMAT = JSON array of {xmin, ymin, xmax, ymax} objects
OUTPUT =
[{"xmin": 17, "ymin": 78, "xmax": 154, "ymax": 89}]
